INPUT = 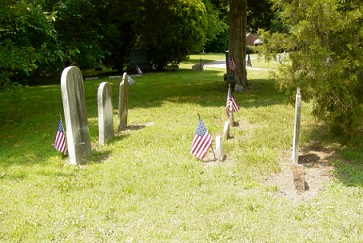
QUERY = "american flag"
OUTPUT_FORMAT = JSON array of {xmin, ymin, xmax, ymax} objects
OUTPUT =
[
  {"xmin": 226, "ymin": 87, "xmax": 240, "ymax": 118},
  {"xmin": 228, "ymin": 56, "xmax": 236, "ymax": 70},
  {"xmin": 54, "ymin": 119, "xmax": 67, "ymax": 154},
  {"xmin": 191, "ymin": 118, "xmax": 213, "ymax": 160},
  {"xmin": 136, "ymin": 64, "xmax": 142, "ymax": 75}
]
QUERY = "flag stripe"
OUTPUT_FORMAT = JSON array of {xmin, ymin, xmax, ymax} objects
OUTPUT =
[
  {"xmin": 226, "ymin": 87, "xmax": 240, "ymax": 118},
  {"xmin": 191, "ymin": 119, "xmax": 213, "ymax": 160},
  {"xmin": 54, "ymin": 119, "xmax": 67, "ymax": 154},
  {"xmin": 228, "ymin": 56, "xmax": 236, "ymax": 71}
]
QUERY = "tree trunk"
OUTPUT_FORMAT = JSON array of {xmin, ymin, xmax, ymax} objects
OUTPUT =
[{"xmin": 229, "ymin": 0, "xmax": 248, "ymax": 89}]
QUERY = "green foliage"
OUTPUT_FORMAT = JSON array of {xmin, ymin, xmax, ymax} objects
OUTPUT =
[
  {"xmin": 0, "ymin": 0, "xmax": 61, "ymax": 86},
  {"xmin": 260, "ymin": 0, "xmax": 363, "ymax": 139},
  {"xmin": 133, "ymin": 0, "xmax": 209, "ymax": 69}
]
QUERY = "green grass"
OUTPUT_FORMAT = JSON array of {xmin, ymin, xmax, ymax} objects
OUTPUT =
[{"xmin": 0, "ymin": 53, "xmax": 362, "ymax": 241}]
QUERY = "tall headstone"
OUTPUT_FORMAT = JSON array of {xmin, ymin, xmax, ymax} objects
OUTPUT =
[
  {"xmin": 61, "ymin": 66, "xmax": 92, "ymax": 164},
  {"xmin": 292, "ymin": 87, "xmax": 301, "ymax": 164},
  {"xmin": 98, "ymin": 82, "xmax": 114, "ymax": 146},
  {"xmin": 118, "ymin": 72, "xmax": 129, "ymax": 131}
]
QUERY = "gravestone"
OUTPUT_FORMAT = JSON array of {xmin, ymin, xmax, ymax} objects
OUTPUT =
[
  {"xmin": 128, "ymin": 76, "xmax": 136, "ymax": 86},
  {"xmin": 61, "ymin": 66, "xmax": 92, "ymax": 164},
  {"xmin": 215, "ymin": 135, "xmax": 224, "ymax": 161},
  {"xmin": 234, "ymin": 84, "xmax": 243, "ymax": 93},
  {"xmin": 223, "ymin": 121, "xmax": 230, "ymax": 140},
  {"xmin": 292, "ymin": 88, "xmax": 301, "ymax": 164},
  {"xmin": 118, "ymin": 72, "xmax": 129, "ymax": 131},
  {"xmin": 98, "ymin": 82, "xmax": 114, "ymax": 146}
]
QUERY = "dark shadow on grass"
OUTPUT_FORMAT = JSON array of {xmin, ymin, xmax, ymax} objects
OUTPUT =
[
  {"xmin": 301, "ymin": 123, "xmax": 363, "ymax": 188},
  {"xmin": 0, "ymin": 68, "xmax": 285, "ymax": 170},
  {"xmin": 85, "ymin": 150, "xmax": 112, "ymax": 165}
]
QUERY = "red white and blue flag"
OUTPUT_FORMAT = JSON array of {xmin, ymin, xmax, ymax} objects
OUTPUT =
[
  {"xmin": 191, "ymin": 118, "xmax": 213, "ymax": 160},
  {"xmin": 226, "ymin": 87, "xmax": 240, "ymax": 117},
  {"xmin": 54, "ymin": 119, "xmax": 67, "ymax": 154},
  {"xmin": 228, "ymin": 56, "xmax": 236, "ymax": 71}
]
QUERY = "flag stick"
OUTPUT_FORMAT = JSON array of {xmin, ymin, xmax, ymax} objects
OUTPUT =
[{"xmin": 210, "ymin": 145, "xmax": 217, "ymax": 161}]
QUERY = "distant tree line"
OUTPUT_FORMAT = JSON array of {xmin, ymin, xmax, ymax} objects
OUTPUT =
[{"xmin": 0, "ymin": 0, "xmax": 274, "ymax": 86}]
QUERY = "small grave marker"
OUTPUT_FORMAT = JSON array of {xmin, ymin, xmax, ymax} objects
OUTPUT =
[
  {"xmin": 215, "ymin": 135, "xmax": 224, "ymax": 161},
  {"xmin": 223, "ymin": 121, "xmax": 230, "ymax": 140},
  {"xmin": 292, "ymin": 87, "xmax": 301, "ymax": 164}
]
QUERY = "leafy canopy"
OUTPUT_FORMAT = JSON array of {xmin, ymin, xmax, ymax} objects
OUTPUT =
[{"xmin": 260, "ymin": 0, "xmax": 363, "ymax": 139}]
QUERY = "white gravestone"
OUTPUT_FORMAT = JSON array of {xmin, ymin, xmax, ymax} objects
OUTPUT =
[
  {"xmin": 292, "ymin": 87, "xmax": 301, "ymax": 164},
  {"xmin": 98, "ymin": 82, "xmax": 114, "ymax": 146},
  {"xmin": 61, "ymin": 66, "xmax": 92, "ymax": 164},
  {"xmin": 223, "ymin": 121, "xmax": 230, "ymax": 140},
  {"xmin": 118, "ymin": 72, "xmax": 129, "ymax": 131},
  {"xmin": 215, "ymin": 135, "xmax": 224, "ymax": 161}
]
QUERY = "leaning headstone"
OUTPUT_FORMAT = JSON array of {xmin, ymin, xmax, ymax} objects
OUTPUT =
[
  {"xmin": 98, "ymin": 82, "xmax": 114, "ymax": 146},
  {"xmin": 118, "ymin": 72, "xmax": 129, "ymax": 131},
  {"xmin": 215, "ymin": 135, "xmax": 224, "ymax": 161},
  {"xmin": 223, "ymin": 121, "xmax": 230, "ymax": 140},
  {"xmin": 128, "ymin": 76, "xmax": 136, "ymax": 86},
  {"xmin": 61, "ymin": 66, "xmax": 92, "ymax": 164},
  {"xmin": 292, "ymin": 87, "xmax": 301, "ymax": 164}
]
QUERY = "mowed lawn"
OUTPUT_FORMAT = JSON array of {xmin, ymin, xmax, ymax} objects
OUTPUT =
[{"xmin": 0, "ymin": 53, "xmax": 362, "ymax": 241}]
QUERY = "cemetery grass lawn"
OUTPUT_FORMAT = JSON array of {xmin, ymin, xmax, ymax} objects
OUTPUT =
[{"xmin": 0, "ymin": 54, "xmax": 363, "ymax": 241}]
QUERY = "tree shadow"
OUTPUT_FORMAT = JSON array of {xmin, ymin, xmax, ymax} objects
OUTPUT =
[
  {"xmin": 0, "ymin": 68, "xmax": 285, "ymax": 170},
  {"xmin": 300, "ymin": 124, "xmax": 363, "ymax": 188}
]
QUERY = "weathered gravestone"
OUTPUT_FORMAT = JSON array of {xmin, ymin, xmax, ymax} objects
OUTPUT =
[
  {"xmin": 292, "ymin": 87, "xmax": 301, "ymax": 164},
  {"xmin": 98, "ymin": 82, "xmax": 114, "ymax": 146},
  {"xmin": 118, "ymin": 72, "xmax": 129, "ymax": 131},
  {"xmin": 61, "ymin": 66, "xmax": 92, "ymax": 164}
]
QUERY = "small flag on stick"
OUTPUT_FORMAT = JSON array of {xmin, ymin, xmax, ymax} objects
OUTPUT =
[
  {"xmin": 226, "ymin": 86, "xmax": 240, "ymax": 118},
  {"xmin": 228, "ymin": 55, "xmax": 236, "ymax": 71},
  {"xmin": 191, "ymin": 117, "xmax": 213, "ymax": 160},
  {"xmin": 136, "ymin": 64, "xmax": 142, "ymax": 75},
  {"xmin": 54, "ymin": 118, "xmax": 67, "ymax": 154}
]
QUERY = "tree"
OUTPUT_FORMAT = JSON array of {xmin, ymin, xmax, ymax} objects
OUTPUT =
[
  {"xmin": 229, "ymin": 0, "xmax": 248, "ymax": 88},
  {"xmin": 0, "ymin": 0, "xmax": 61, "ymax": 86},
  {"xmin": 132, "ymin": 0, "xmax": 209, "ymax": 69},
  {"xmin": 261, "ymin": 0, "xmax": 363, "ymax": 139}
]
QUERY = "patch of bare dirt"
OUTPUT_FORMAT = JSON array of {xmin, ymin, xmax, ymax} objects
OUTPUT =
[{"xmin": 262, "ymin": 141, "xmax": 339, "ymax": 203}]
